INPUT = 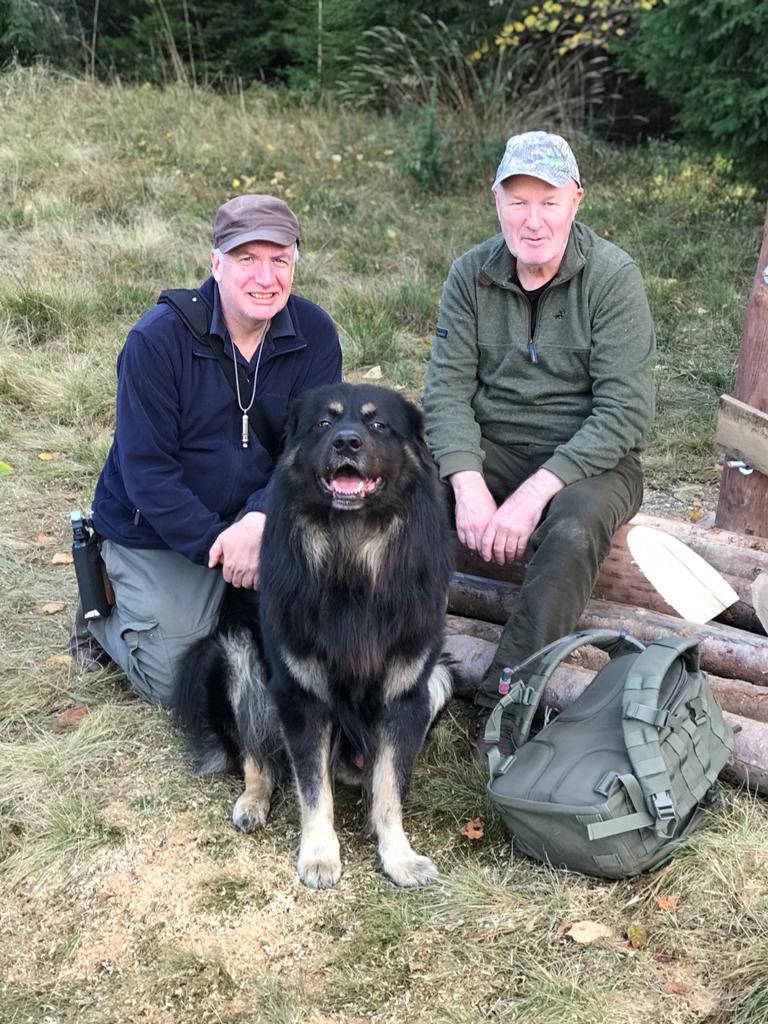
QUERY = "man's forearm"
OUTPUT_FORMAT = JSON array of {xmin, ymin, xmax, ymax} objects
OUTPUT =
[
  {"xmin": 450, "ymin": 469, "xmax": 487, "ymax": 499},
  {"xmin": 509, "ymin": 467, "xmax": 565, "ymax": 510}
]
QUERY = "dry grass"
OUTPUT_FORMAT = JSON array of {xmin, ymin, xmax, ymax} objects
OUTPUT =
[{"xmin": 1, "ymin": 67, "xmax": 767, "ymax": 1023}]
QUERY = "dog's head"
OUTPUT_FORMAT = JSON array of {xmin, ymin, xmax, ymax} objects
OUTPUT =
[{"xmin": 278, "ymin": 383, "xmax": 435, "ymax": 514}]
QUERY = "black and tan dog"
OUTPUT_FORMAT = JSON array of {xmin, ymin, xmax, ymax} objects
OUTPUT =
[{"xmin": 172, "ymin": 383, "xmax": 455, "ymax": 888}]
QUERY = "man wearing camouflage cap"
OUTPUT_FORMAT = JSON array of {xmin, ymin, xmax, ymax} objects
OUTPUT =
[
  {"xmin": 72, "ymin": 195, "xmax": 342, "ymax": 704},
  {"xmin": 423, "ymin": 131, "xmax": 655, "ymax": 763}
]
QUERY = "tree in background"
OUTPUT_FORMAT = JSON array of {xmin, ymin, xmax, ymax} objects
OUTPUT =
[
  {"xmin": 0, "ymin": 0, "xmax": 500, "ymax": 87},
  {"xmin": 622, "ymin": 0, "xmax": 768, "ymax": 178},
  {"xmin": 0, "ymin": 0, "xmax": 79, "ymax": 67}
]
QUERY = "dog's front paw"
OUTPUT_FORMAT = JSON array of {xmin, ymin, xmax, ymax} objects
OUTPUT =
[
  {"xmin": 231, "ymin": 792, "xmax": 270, "ymax": 832},
  {"xmin": 297, "ymin": 838, "xmax": 342, "ymax": 889},
  {"xmin": 382, "ymin": 851, "xmax": 439, "ymax": 888}
]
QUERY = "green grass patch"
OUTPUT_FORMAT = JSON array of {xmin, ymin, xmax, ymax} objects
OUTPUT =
[{"xmin": 1, "ymin": 67, "xmax": 766, "ymax": 1024}]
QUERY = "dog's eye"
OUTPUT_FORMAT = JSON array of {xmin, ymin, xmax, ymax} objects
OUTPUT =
[
  {"xmin": 317, "ymin": 419, "xmax": 333, "ymax": 430},
  {"xmin": 369, "ymin": 420, "xmax": 387, "ymax": 431}
]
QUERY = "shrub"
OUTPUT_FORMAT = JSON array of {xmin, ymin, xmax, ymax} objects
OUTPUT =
[
  {"xmin": 622, "ymin": 0, "xmax": 768, "ymax": 180},
  {"xmin": 336, "ymin": 13, "xmax": 609, "ymax": 143}
]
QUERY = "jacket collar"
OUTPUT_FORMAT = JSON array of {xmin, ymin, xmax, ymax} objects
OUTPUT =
[{"xmin": 479, "ymin": 222, "xmax": 588, "ymax": 289}]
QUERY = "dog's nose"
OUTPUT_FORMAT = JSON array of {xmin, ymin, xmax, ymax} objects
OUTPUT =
[{"xmin": 332, "ymin": 430, "xmax": 363, "ymax": 453}]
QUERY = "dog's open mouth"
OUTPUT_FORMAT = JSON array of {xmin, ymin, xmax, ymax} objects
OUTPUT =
[{"xmin": 320, "ymin": 467, "xmax": 384, "ymax": 507}]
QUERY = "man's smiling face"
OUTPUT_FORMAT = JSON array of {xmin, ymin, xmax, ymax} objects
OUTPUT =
[
  {"xmin": 495, "ymin": 174, "xmax": 583, "ymax": 281},
  {"xmin": 212, "ymin": 240, "xmax": 296, "ymax": 330}
]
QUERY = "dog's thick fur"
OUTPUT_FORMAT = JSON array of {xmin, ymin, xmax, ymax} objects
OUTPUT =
[{"xmin": 172, "ymin": 383, "xmax": 455, "ymax": 888}]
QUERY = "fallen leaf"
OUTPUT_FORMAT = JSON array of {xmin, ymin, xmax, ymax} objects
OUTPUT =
[
  {"xmin": 35, "ymin": 532, "xmax": 56, "ymax": 545},
  {"xmin": 37, "ymin": 451, "xmax": 61, "ymax": 461},
  {"xmin": 626, "ymin": 923, "xmax": 649, "ymax": 949},
  {"xmin": 40, "ymin": 602, "xmax": 66, "ymax": 615},
  {"xmin": 657, "ymin": 895, "xmax": 681, "ymax": 911},
  {"xmin": 51, "ymin": 551, "xmax": 74, "ymax": 565},
  {"xmin": 0, "ymin": 460, "xmax": 14, "ymax": 476},
  {"xmin": 524, "ymin": 918, "xmax": 537, "ymax": 933},
  {"xmin": 662, "ymin": 981, "xmax": 687, "ymax": 995},
  {"xmin": 45, "ymin": 654, "xmax": 72, "ymax": 667},
  {"xmin": 57, "ymin": 706, "xmax": 89, "ymax": 728},
  {"xmin": 557, "ymin": 920, "xmax": 613, "ymax": 945},
  {"xmin": 459, "ymin": 817, "xmax": 484, "ymax": 840},
  {"xmin": 362, "ymin": 365, "xmax": 383, "ymax": 380}
]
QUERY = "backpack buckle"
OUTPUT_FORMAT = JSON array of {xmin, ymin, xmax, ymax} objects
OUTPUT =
[
  {"xmin": 651, "ymin": 790, "xmax": 678, "ymax": 837},
  {"xmin": 488, "ymin": 751, "xmax": 516, "ymax": 779},
  {"xmin": 594, "ymin": 770, "xmax": 619, "ymax": 797},
  {"xmin": 687, "ymin": 697, "xmax": 708, "ymax": 725},
  {"xmin": 519, "ymin": 684, "xmax": 537, "ymax": 706}
]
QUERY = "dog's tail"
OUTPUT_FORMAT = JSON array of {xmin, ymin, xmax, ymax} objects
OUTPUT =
[
  {"xmin": 172, "ymin": 625, "xmax": 286, "ymax": 777},
  {"xmin": 172, "ymin": 633, "xmax": 240, "ymax": 774}
]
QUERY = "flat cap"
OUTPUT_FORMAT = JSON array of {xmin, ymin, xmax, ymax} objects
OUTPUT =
[{"xmin": 213, "ymin": 194, "xmax": 300, "ymax": 253}]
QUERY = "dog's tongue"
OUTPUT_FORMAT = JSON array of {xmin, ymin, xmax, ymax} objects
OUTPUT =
[
  {"xmin": 331, "ymin": 472, "xmax": 378, "ymax": 495},
  {"xmin": 332, "ymin": 473, "xmax": 366, "ymax": 495}
]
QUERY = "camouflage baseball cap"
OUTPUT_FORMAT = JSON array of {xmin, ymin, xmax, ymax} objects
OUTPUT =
[{"xmin": 492, "ymin": 131, "xmax": 581, "ymax": 190}]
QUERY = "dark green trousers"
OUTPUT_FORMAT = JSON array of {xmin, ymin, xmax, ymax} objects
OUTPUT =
[{"xmin": 474, "ymin": 439, "xmax": 644, "ymax": 709}]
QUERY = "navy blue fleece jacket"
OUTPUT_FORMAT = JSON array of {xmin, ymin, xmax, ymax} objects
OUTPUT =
[{"xmin": 92, "ymin": 276, "xmax": 341, "ymax": 564}]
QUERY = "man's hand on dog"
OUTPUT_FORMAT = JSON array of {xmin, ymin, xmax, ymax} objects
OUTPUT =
[{"xmin": 209, "ymin": 511, "xmax": 266, "ymax": 588}]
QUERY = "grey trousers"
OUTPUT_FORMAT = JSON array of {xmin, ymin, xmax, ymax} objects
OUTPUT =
[
  {"xmin": 474, "ymin": 439, "xmax": 644, "ymax": 708},
  {"xmin": 88, "ymin": 540, "xmax": 227, "ymax": 706}
]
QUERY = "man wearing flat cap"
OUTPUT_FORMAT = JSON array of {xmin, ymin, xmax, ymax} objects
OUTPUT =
[
  {"xmin": 74, "ymin": 195, "xmax": 341, "ymax": 704},
  {"xmin": 423, "ymin": 131, "xmax": 655, "ymax": 763}
]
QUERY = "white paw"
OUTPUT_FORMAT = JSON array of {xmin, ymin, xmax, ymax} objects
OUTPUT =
[
  {"xmin": 231, "ymin": 793, "xmax": 270, "ymax": 832},
  {"xmin": 297, "ymin": 851, "xmax": 342, "ymax": 889},
  {"xmin": 382, "ymin": 851, "xmax": 439, "ymax": 887}
]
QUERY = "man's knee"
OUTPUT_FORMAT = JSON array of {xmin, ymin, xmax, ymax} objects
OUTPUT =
[
  {"xmin": 120, "ymin": 621, "xmax": 177, "ymax": 705},
  {"xmin": 88, "ymin": 613, "xmax": 177, "ymax": 705},
  {"xmin": 91, "ymin": 541, "xmax": 227, "ymax": 705},
  {"xmin": 532, "ymin": 502, "xmax": 613, "ymax": 568},
  {"xmin": 533, "ymin": 466, "xmax": 640, "ymax": 559}
]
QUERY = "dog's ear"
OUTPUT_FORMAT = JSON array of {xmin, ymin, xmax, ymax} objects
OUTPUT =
[
  {"xmin": 406, "ymin": 399, "xmax": 427, "ymax": 444},
  {"xmin": 282, "ymin": 392, "xmax": 307, "ymax": 448},
  {"xmin": 405, "ymin": 399, "xmax": 436, "ymax": 472}
]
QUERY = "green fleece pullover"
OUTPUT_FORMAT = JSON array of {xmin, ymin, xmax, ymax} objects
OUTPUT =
[{"xmin": 423, "ymin": 221, "xmax": 656, "ymax": 486}]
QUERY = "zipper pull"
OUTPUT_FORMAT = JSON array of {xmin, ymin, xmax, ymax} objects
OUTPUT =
[{"xmin": 528, "ymin": 338, "xmax": 538, "ymax": 363}]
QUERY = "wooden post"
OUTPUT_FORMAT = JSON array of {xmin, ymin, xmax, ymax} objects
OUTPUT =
[{"xmin": 716, "ymin": 207, "xmax": 768, "ymax": 536}]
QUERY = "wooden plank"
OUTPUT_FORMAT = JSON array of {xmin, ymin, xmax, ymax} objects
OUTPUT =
[
  {"xmin": 715, "ymin": 394, "xmax": 768, "ymax": 477},
  {"xmin": 753, "ymin": 572, "xmax": 768, "ymax": 632},
  {"xmin": 625, "ymin": 524, "xmax": 738, "ymax": 623},
  {"xmin": 716, "ymin": 205, "xmax": 768, "ymax": 533}
]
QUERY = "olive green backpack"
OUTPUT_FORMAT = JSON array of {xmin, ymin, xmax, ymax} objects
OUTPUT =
[{"xmin": 484, "ymin": 630, "xmax": 734, "ymax": 878}]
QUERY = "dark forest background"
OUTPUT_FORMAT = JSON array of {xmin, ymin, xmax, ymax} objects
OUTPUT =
[{"xmin": 2, "ymin": 0, "xmax": 767, "ymax": 181}]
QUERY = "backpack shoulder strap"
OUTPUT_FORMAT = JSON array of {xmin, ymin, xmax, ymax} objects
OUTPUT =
[
  {"xmin": 621, "ymin": 635, "xmax": 700, "ymax": 837},
  {"xmin": 157, "ymin": 288, "xmax": 279, "ymax": 461},
  {"xmin": 484, "ymin": 629, "xmax": 645, "ymax": 778},
  {"xmin": 158, "ymin": 288, "xmax": 212, "ymax": 340}
]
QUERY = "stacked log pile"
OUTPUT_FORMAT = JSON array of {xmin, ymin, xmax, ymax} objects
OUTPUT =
[{"xmin": 446, "ymin": 514, "xmax": 768, "ymax": 795}]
